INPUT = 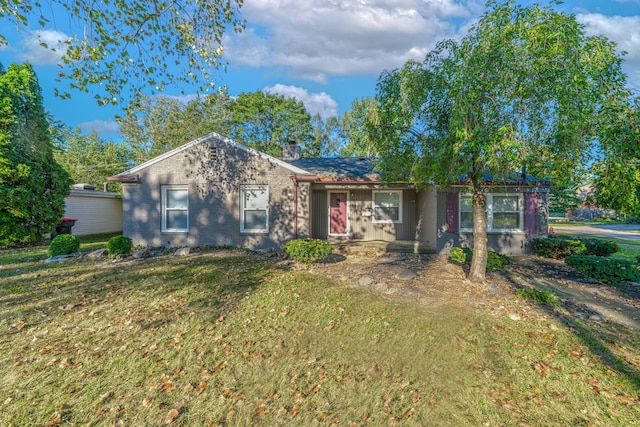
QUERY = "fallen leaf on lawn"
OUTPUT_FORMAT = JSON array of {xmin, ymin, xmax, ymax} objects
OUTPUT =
[
  {"xmin": 309, "ymin": 385, "xmax": 320, "ymax": 396},
  {"xmin": 291, "ymin": 404, "xmax": 301, "ymax": 417},
  {"xmin": 277, "ymin": 407, "xmax": 288, "ymax": 416},
  {"xmin": 615, "ymin": 393, "xmax": 639, "ymax": 405},
  {"xmin": 165, "ymin": 408, "xmax": 180, "ymax": 424},
  {"xmin": 43, "ymin": 412, "xmax": 62, "ymax": 426},
  {"xmin": 142, "ymin": 397, "xmax": 153, "ymax": 408},
  {"xmin": 402, "ymin": 408, "xmax": 415, "ymax": 419},
  {"xmin": 215, "ymin": 361, "xmax": 228, "ymax": 372},
  {"xmin": 196, "ymin": 381, "xmax": 207, "ymax": 394}
]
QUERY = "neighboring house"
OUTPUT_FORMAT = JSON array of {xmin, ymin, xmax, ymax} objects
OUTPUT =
[
  {"xmin": 109, "ymin": 132, "xmax": 550, "ymax": 255},
  {"xmin": 64, "ymin": 184, "xmax": 123, "ymax": 236}
]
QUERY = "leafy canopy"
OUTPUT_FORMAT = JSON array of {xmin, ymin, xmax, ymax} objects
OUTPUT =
[
  {"xmin": 0, "ymin": 0, "xmax": 244, "ymax": 105},
  {"xmin": 227, "ymin": 92, "xmax": 313, "ymax": 158},
  {"xmin": 372, "ymin": 0, "xmax": 627, "ymax": 281},
  {"xmin": 0, "ymin": 62, "xmax": 72, "ymax": 245}
]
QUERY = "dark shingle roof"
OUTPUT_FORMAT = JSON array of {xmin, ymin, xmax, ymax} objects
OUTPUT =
[{"xmin": 289, "ymin": 157, "xmax": 378, "ymax": 180}]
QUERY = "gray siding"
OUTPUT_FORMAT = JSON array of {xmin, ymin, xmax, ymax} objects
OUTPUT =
[
  {"xmin": 122, "ymin": 137, "xmax": 297, "ymax": 249},
  {"xmin": 64, "ymin": 191, "xmax": 123, "ymax": 236},
  {"xmin": 435, "ymin": 188, "xmax": 550, "ymax": 255}
]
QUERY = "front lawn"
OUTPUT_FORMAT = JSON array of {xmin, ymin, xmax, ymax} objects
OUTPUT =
[{"xmin": 1, "ymin": 241, "xmax": 639, "ymax": 426}]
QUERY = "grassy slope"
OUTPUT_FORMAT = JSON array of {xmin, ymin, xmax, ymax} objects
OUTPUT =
[{"xmin": 0, "ymin": 238, "xmax": 639, "ymax": 426}]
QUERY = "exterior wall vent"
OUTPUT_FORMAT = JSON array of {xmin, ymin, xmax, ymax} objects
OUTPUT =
[{"xmin": 209, "ymin": 146, "xmax": 218, "ymax": 161}]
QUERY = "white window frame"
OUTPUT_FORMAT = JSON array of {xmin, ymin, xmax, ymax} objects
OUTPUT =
[
  {"xmin": 459, "ymin": 193, "xmax": 523, "ymax": 233},
  {"xmin": 372, "ymin": 190, "xmax": 403, "ymax": 224},
  {"xmin": 162, "ymin": 185, "xmax": 189, "ymax": 233},
  {"xmin": 240, "ymin": 185, "xmax": 269, "ymax": 233}
]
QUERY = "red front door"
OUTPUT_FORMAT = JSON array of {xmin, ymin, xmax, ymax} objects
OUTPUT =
[{"xmin": 329, "ymin": 192, "xmax": 347, "ymax": 235}]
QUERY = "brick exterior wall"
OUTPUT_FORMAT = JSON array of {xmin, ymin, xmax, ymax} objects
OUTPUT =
[{"xmin": 122, "ymin": 135, "xmax": 304, "ymax": 249}]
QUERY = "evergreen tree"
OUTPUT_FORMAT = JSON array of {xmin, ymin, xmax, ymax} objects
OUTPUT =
[{"xmin": 0, "ymin": 62, "xmax": 72, "ymax": 245}]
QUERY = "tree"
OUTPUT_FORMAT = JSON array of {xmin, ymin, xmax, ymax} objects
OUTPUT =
[
  {"xmin": 372, "ymin": 1, "xmax": 626, "ymax": 282},
  {"xmin": 0, "ymin": 62, "xmax": 72, "ymax": 245},
  {"xmin": 339, "ymin": 97, "xmax": 380, "ymax": 157},
  {"xmin": 591, "ymin": 95, "xmax": 640, "ymax": 220},
  {"xmin": 53, "ymin": 125, "xmax": 131, "ymax": 193},
  {"xmin": 227, "ymin": 91, "xmax": 313, "ymax": 158},
  {"xmin": 0, "ymin": 0, "xmax": 244, "ymax": 105},
  {"xmin": 118, "ymin": 92, "xmax": 231, "ymax": 164},
  {"xmin": 307, "ymin": 114, "xmax": 341, "ymax": 158}
]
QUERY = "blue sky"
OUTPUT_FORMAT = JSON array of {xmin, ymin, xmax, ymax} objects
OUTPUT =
[{"xmin": 0, "ymin": 0, "xmax": 639, "ymax": 141}]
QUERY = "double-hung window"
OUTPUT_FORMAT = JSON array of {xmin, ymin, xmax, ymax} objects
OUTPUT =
[
  {"xmin": 241, "ymin": 186, "xmax": 269, "ymax": 233},
  {"xmin": 372, "ymin": 191, "xmax": 402, "ymax": 223},
  {"xmin": 162, "ymin": 185, "xmax": 188, "ymax": 232},
  {"xmin": 459, "ymin": 193, "xmax": 523, "ymax": 232}
]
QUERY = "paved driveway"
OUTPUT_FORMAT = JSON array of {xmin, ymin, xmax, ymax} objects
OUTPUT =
[{"xmin": 551, "ymin": 223, "xmax": 640, "ymax": 241}]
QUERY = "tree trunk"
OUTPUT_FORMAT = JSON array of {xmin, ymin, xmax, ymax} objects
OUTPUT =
[{"xmin": 468, "ymin": 192, "xmax": 488, "ymax": 283}]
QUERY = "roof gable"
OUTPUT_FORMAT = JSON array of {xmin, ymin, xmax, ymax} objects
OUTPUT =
[{"xmin": 110, "ymin": 132, "xmax": 310, "ymax": 180}]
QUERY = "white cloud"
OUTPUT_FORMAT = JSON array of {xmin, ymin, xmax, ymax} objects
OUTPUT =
[
  {"xmin": 578, "ymin": 13, "xmax": 640, "ymax": 89},
  {"xmin": 264, "ymin": 84, "xmax": 339, "ymax": 119},
  {"xmin": 18, "ymin": 29, "xmax": 69, "ymax": 65},
  {"xmin": 78, "ymin": 120, "xmax": 120, "ymax": 135},
  {"xmin": 224, "ymin": 0, "xmax": 474, "ymax": 81}
]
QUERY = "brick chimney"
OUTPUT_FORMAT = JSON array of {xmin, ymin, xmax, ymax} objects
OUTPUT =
[{"xmin": 282, "ymin": 140, "xmax": 301, "ymax": 161}]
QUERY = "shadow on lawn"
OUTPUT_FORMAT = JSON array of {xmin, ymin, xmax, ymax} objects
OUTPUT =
[
  {"xmin": 499, "ymin": 257, "xmax": 640, "ymax": 390},
  {"xmin": 0, "ymin": 250, "xmax": 281, "ymax": 334}
]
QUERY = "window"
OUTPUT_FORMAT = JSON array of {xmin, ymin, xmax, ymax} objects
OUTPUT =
[
  {"xmin": 460, "ymin": 193, "xmax": 523, "ymax": 232},
  {"xmin": 241, "ymin": 186, "xmax": 269, "ymax": 233},
  {"xmin": 373, "ymin": 191, "xmax": 402, "ymax": 223},
  {"xmin": 162, "ymin": 186, "xmax": 188, "ymax": 232}
]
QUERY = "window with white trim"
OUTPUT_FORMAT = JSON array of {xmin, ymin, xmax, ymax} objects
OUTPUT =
[
  {"xmin": 241, "ymin": 186, "xmax": 269, "ymax": 233},
  {"xmin": 373, "ymin": 190, "xmax": 402, "ymax": 223},
  {"xmin": 460, "ymin": 193, "xmax": 523, "ymax": 232},
  {"xmin": 162, "ymin": 186, "xmax": 189, "ymax": 232}
]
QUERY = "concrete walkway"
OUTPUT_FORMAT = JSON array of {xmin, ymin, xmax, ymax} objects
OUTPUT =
[{"xmin": 551, "ymin": 223, "xmax": 640, "ymax": 241}]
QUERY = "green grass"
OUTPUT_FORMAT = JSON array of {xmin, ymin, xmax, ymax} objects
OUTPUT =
[
  {"xmin": 1, "ymin": 246, "xmax": 639, "ymax": 425},
  {"xmin": 550, "ymin": 220, "xmax": 626, "ymax": 227}
]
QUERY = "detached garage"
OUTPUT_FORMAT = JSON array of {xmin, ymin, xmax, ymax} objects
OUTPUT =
[{"xmin": 64, "ymin": 185, "xmax": 123, "ymax": 236}]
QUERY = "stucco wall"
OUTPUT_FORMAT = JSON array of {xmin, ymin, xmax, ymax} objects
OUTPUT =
[{"xmin": 122, "ymin": 136, "xmax": 298, "ymax": 249}]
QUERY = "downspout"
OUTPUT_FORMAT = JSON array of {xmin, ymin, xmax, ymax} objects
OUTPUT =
[{"xmin": 290, "ymin": 176, "xmax": 298, "ymax": 239}]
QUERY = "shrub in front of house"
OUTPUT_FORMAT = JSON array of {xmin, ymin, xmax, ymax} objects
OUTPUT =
[
  {"xmin": 532, "ymin": 237, "xmax": 586, "ymax": 259},
  {"xmin": 49, "ymin": 234, "xmax": 81, "ymax": 257},
  {"xmin": 283, "ymin": 239, "xmax": 332, "ymax": 265},
  {"xmin": 581, "ymin": 238, "xmax": 619, "ymax": 257},
  {"xmin": 448, "ymin": 247, "xmax": 509, "ymax": 272},
  {"xmin": 108, "ymin": 235, "xmax": 133, "ymax": 257},
  {"xmin": 565, "ymin": 255, "xmax": 640, "ymax": 285}
]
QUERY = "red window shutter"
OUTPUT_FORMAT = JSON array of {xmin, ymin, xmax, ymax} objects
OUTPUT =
[
  {"xmin": 525, "ymin": 192, "xmax": 537, "ymax": 233},
  {"xmin": 446, "ymin": 192, "xmax": 459, "ymax": 233}
]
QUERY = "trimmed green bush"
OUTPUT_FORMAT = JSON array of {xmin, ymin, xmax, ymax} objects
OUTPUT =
[
  {"xmin": 533, "ymin": 236, "xmax": 619, "ymax": 259},
  {"xmin": 565, "ymin": 255, "xmax": 640, "ymax": 285},
  {"xmin": 108, "ymin": 235, "xmax": 133, "ymax": 257},
  {"xmin": 283, "ymin": 239, "xmax": 332, "ymax": 265},
  {"xmin": 448, "ymin": 247, "xmax": 509, "ymax": 272},
  {"xmin": 49, "ymin": 234, "xmax": 80, "ymax": 257},
  {"xmin": 581, "ymin": 238, "xmax": 619, "ymax": 257},
  {"xmin": 532, "ymin": 237, "xmax": 586, "ymax": 259}
]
